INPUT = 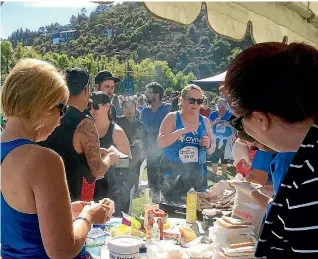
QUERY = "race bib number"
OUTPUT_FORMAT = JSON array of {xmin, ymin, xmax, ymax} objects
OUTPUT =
[{"xmin": 179, "ymin": 146, "xmax": 198, "ymax": 163}]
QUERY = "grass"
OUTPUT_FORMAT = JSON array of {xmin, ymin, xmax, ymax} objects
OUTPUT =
[{"xmin": 131, "ymin": 163, "xmax": 236, "ymax": 218}]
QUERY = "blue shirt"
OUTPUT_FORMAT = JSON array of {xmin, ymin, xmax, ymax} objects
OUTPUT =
[
  {"xmin": 209, "ymin": 110, "xmax": 233, "ymax": 138},
  {"xmin": 270, "ymin": 152, "xmax": 296, "ymax": 195},
  {"xmin": 265, "ymin": 152, "xmax": 296, "ymax": 219},
  {"xmin": 251, "ymin": 150, "xmax": 276, "ymax": 183},
  {"xmin": 140, "ymin": 103, "xmax": 171, "ymax": 143}
]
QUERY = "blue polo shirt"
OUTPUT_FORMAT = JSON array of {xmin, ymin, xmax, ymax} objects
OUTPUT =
[
  {"xmin": 270, "ymin": 152, "xmax": 296, "ymax": 195},
  {"xmin": 140, "ymin": 103, "xmax": 171, "ymax": 145},
  {"xmin": 251, "ymin": 150, "xmax": 276, "ymax": 183},
  {"xmin": 265, "ymin": 152, "xmax": 296, "ymax": 218}
]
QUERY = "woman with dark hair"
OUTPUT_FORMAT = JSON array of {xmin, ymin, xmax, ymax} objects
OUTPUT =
[
  {"xmin": 117, "ymin": 100, "xmax": 148, "ymax": 192},
  {"xmin": 225, "ymin": 42, "xmax": 318, "ymax": 257},
  {"xmin": 89, "ymin": 91, "xmax": 132, "ymax": 215}
]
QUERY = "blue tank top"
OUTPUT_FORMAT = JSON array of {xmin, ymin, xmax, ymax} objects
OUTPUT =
[
  {"xmin": 1, "ymin": 139, "xmax": 49, "ymax": 259},
  {"xmin": 163, "ymin": 112, "xmax": 207, "ymax": 163}
]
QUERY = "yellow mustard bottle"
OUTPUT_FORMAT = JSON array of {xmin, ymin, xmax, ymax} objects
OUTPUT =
[{"xmin": 186, "ymin": 187, "xmax": 197, "ymax": 223}]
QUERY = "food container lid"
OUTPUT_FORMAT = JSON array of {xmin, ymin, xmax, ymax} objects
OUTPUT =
[{"xmin": 108, "ymin": 236, "xmax": 141, "ymax": 254}]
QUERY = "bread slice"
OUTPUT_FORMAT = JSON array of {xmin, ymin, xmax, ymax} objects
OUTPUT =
[
  {"xmin": 215, "ymin": 218, "xmax": 249, "ymax": 229},
  {"xmin": 180, "ymin": 226, "xmax": 197, "ymax": 243},
  {"xmin": 227, "ymin": 235, "xmax": 255, "ymax": 248},
  {"xmin": 222, "ymin": 216, "xmax": 251, "ymax": 226}
]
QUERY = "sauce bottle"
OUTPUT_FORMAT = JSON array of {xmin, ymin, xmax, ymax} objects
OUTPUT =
[{"xmin": 186, "ymin": 187, "xmax": 197, "ymax": 223}]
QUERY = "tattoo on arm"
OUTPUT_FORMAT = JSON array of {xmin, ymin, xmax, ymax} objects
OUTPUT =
[
  {"xmin": 76, "ymin": 120, "xmax": 104, "ymax": 174},
  {"xmin": 75, "ymin": 120, "xmax": 99, "ymax": 144}
]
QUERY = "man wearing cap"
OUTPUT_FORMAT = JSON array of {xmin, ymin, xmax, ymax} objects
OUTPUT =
[
  {"xmin": 208, "ymin": 98, "xmax": 233, "ymax": 176},
  {"xmin": 94, "ymin": 70, "xmax": 120, "ymax": 122},
  {"xmin": 40, "ymin": 68, "xmax": 119, "ymax": 201}
]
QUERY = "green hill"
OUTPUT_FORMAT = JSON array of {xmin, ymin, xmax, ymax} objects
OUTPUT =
[{"xmin": 7, "ymin": 2, "xmax": 253, "ymax": 80}]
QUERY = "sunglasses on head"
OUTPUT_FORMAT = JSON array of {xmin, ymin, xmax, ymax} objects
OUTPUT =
[
  {"xmin": 187, "ymin": 97, "xmax": 204, "ymax": 105},
  {"xmin": 56, "ymin": 103, "xmax": 67, "ymax": 118},
  {"xmin": 228, "ymin": 113, "xmax": 249, "ymax": 132}
]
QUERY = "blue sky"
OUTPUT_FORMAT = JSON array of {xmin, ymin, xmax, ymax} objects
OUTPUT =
[{"xmin": 1, "ymin": 1, "xmax": 105, "ymax": 39}]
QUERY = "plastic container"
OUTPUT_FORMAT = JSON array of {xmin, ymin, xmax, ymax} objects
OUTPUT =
[
  {"xmin": 186, "ymin": 187, "xmax": 197, "ymax": 223},
  {"xmin": 144, "ymin": 203, "xmax": 159, "ymax": 239},
  {"xmin": 153, "ymin": 209, "xmax": 165, "ymax": 240},
  {"xmin": 108, "ymin": 236, "xmax": 142, "ymax": 259}
]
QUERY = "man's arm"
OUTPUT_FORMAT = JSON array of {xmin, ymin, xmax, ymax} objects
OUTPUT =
[{"xmin": 74, "ymin": 118, "xmax": 118, "ymax": 179}]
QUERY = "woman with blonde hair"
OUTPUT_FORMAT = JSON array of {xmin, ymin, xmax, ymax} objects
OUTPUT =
[
  {"xmin": 1, "ymin": 59, "xmax": 111, "ymax": 258},
  {"xmin": 158, "ymin": 84, "xmax": 215, "ymax": 202}
]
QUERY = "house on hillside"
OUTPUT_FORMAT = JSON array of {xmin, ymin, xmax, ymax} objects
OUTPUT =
[
  {"xmin": 52, "ymin": 29, "xmax": 78, "ymax": 44},
  {"xmin": 104, "ymin": 28, "xmax": 126, "ymax": 38},
  {"xmin": 60, "ymin": 30, "xmax": 77, "ymax": 41}
]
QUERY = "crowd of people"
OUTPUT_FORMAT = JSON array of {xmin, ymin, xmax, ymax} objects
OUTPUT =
[{"xmin": 1, "ymin": 41, "xmax": 318, "ymax": 258}]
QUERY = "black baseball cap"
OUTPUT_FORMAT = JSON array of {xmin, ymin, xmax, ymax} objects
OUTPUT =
[
  {"xmin": 94, "ymin": 70, "xmax": 120, "ymax": 84},
  {"xmin": 65, "ymin": 68, "xmax": 90, "ymax": 96},
  {"xmin": 89, "ymin": 91, "xmax": 111, "ymax": 105}
]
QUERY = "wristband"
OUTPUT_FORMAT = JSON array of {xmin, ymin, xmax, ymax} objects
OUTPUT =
[{"xmin": 74, "ymin": 216, "xmax": 91, "ymax": 226}]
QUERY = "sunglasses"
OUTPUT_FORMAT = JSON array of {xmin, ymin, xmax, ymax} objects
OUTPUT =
[
  {"xmin": 56, "ymin": 103, "xmax": 67, "ymax": 118},
  {"xmin": 91, "ymin": 103, "xmax": 107, "ymax": 110},
  {"xmin": 187, "ymin": 98, "xmax": 204, "ymax": 105},
  {"xmin": 228, "ymin": 113, "xmax": 248, "ymax": 131}
]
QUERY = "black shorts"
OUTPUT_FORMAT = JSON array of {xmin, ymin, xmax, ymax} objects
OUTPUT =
[{"xmin": 211, "ymin": 139, "xmax": 229, "ymax": 164}]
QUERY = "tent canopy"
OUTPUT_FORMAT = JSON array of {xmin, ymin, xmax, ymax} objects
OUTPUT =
[
  {"xmin": 191, "ymin": 71, "xmax": 226, "ymax": 91},
  {"xmin": 143, "ymin": 2, "xmax": 318, "ymax": 46}
]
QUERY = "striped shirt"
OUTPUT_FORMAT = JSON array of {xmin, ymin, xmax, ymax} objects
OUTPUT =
[{"xmin": 255, "ymin": 120, "xmax": 318, "ymax": 258}]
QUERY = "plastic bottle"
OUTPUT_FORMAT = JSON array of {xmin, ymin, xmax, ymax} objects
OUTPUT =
[
  {"xmin": 198, "ymin": 146, "xmax": 207, "ymax": 165},
  {"xmin": 153, "ymin": 209, "xmax": 165, "ymax": 240},
  {"xmin": 139, "ymin": 243, "xmax": 149, "ymax": 259},
  {"xmin": 199, "ymin": 134, "xmax": 208, "ymax": 165},
  {"xmin": 186, "ymin": 187, "xmax": 198, "ymax": 223},
  {"xmin": 152, "ymin": 218, "xmax": 160, "ymax": 242}
]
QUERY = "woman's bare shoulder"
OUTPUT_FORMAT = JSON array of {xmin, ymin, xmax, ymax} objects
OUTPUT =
[{"xmin": 18, "ymin": 145, "xmax": 64, "ymax": 176}]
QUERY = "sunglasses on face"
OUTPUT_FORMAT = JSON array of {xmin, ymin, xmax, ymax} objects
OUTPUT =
[
  {"xmin": 56, "ymin": 103, "xmax": 67, "ymax": 118},
  {"xmin": 228, "ymin": 113, "xmax": 248, "ymax": 132},
  {"xmin": 91, "ymin": 103, "xmax": 106, "ymax": 110},
  {"xmin": 187, "ymin": 97, "xmax": 204, "ymax": 105}
]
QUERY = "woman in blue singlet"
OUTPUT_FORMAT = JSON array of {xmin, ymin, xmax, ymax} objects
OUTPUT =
[
  {"xmin": 1, "ymin": 59, "xmax": 111, "ymax": 258},
  {"xmin": 158, "ymin": 84, "xmax": 215, "ymax": 202}
]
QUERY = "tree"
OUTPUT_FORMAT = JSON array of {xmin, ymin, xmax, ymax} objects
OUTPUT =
[
  {"xmin": 1, "ymin": 41, "xmax": 15, "ymax": 75},
  {"xmin": 4, "ymin": 2, "xmax": 254, "ymax": 83},
  {"xmin": 70, "ymin": 15, "xmax": 78, "ymax": 27}
]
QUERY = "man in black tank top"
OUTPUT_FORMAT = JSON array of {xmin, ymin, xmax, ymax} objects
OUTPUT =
[
  {"xmin": 94, "ymin": 70, "xmax": 120, "ymax": 122},
  {"xmin": 39, "ymin": 68, "xmax": 119, "ymax": 201}
]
